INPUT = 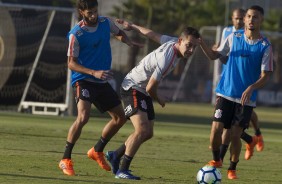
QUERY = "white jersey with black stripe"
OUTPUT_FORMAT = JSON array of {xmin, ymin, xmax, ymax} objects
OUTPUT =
[{"xmin": 121, "ymin": 35, "xmax": 181, "ymax": 95}]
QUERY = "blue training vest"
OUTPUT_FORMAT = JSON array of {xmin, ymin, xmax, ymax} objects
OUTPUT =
[
  {"xmin": 221, "ymin": 26, "xmax": 244, "ymax": 73},
  {"xmin": 216, "ymin": 31, "xmax": 270, "ymax": 101},
  {"xmin": 68, "ymin": 17, "xmax": 112, "ymax": 86}
]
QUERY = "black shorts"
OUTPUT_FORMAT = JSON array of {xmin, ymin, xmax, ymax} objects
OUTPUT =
[
  {"xmin": 213, "ymin": 96, "xmax": 253, "ymax": 129},
  {"xmin": 73, "ymin": 80, "xmax": 121, "ymax": 113},
  {"xmin": 120, "ymin": 87, "xmax": 155, "ymax": 120}
]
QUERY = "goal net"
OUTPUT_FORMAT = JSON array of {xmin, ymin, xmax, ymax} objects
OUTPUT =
[{"xmin": 0, "ymin": 1, "xmax": 75, "ymax": 115}]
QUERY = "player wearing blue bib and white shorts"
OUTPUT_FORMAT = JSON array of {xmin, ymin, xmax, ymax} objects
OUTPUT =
[
  {"xmin": 200, "ymin": 5, "xmax": 273, "ymax": 180},
  {"xmin": 104, "ymin": 19, "xmax": 200, "ymax": 180}
]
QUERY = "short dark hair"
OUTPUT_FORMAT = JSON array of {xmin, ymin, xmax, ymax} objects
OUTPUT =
[
  {"xmin": 247, "ymin": 5, "xmax": 264, "ymax": 15},
  {"xmin": 77, "ymin": 0, "xmax": 98, "ymax": 11},
  {"xmin": 181, "ymin": 27, "xmax": 200, "ymax": 39},
  {"xmin": 233, "ymin": 8, "xmax": 245, "ymax": 15}
]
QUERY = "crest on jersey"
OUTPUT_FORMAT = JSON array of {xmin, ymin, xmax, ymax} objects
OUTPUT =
[
  {"xmin": 234, "ymin": 32, "xmax": 242, "ymax": 37},
  {"xmin": 99, "ymin": 17, "xmax": 106, "ymax": 22},
  {"xmin": 214, "ymin": 109, "xmax": 223, "ymax": 119},
  {"xmin": 141, "ymin": 100, "xmax": 147, "ymax": 110},
  {"xmin": 76, "ymin": 30, "xmax": 83, "ymax": 36},
  {"xmin": 82, "ymin": 89, "xmax": 90, "ymax": 98},
  {"xmin": 261, "ymin": 39, "xmax": 269, "ymax": 46},
  {"xmin": 124, "ymin": 105, "xmax": 132, "ymax": 115}
]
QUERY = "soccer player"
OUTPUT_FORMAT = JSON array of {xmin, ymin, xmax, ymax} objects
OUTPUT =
[
  {"xmin": 200, "ymin": 5, "xmax": 273, "ymax": 179},
  {"xmin": 58, "ymin": 0, "xmax": 141, "ymax": 176},
  {"xmin": 214, "ymin": 8, "xmax": 265, "ymax": 162},
  {"xmin": 105, "ymin": 19, "xmax": 200, "ymax": 180}
]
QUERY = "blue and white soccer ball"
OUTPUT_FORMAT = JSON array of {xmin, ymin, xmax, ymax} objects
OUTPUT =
[{"xmin": 196, "ymin": 165, "xmax": 222, "ymax": 184}]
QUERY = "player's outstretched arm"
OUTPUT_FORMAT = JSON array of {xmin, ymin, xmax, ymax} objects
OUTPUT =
[
  {"xmin": 199, "ymin": 37, "xmax": 221, "ymax": 61},
  {"xmin": 115, "ymin": 29, "xmax": 143, "ymax": 48},
  {"xmin": 116, "ymin": 19, "xmax": 162, "ymax": 44}
]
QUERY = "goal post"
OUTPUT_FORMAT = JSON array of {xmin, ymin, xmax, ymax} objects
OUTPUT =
[{"xmin": 0, "ymin": 2, "xmax": 76, "ymax": 115}]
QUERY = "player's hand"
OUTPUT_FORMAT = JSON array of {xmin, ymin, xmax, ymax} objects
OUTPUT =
[
  {"xmin": 116, "ymin": 19, "xmax": 133, "ymax": 31},
  {"xmin": 197, "ymin": 37, "xmax": 203, "ymax": 45},
  {"xmin": 241, "ymin": 86, "xmax": 254, "ymax": 106},
  {"xmin": 158, "ymin": 98, "xmax": 166, "ymax": 108},
  {"xmin": 157, "ymin": 96, "xmax": 171, "ymax": 108},
  {"xmin": 127, "ymin": 41, "xmax": 144, "ymax": 48},
  {"xmin": 212, "ymin": 43, "xmax": 219, "ymax": 51},
  {"xmin": 92, "ymin": 70, "xmax": 113, "ymax": 80}
]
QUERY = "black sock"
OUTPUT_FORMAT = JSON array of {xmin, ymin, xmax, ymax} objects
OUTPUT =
[
  {"xmin": 63, "ymin": 141, "xmax": 74, "ymax": 159},
  {"xmin": 228, "ymin": 160, "xmax": 239, "ymax": 170},
  {"xmin": 212, "ymin": 150, "xmax": 220, "ymax": 161},
  {"xmin": 116, "ymin": 144, "xmax": 126, "ymax": 159},
  {"xmin": 255, "ymin": 128, "xmax": 261, "ymax": 136},
  {"xmin": 240, "ymin": 132, "xmax": 253, "ymax": 144},
  {"xmin": 219, "ymin": 144, "xmax": 229, "ymax": 161},
  {"xmin": 94, "ymin": 136, "xmax": 109, "ymax": 152},
  {"xmin": 119, "ymin": 154, "xmax": 133, "ymax": 171}
]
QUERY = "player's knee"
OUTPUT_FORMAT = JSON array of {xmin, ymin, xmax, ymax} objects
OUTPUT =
[
  {"xmin": 76, "ymin": 115, "xmax": 89, "ymax": 126},
  {"xmin": 112, "ymin": 113, "xmax": 127, "ymax": 126},
  {"xmin": 145, "ymin": 129, "xmax": 154, "ymax": 141},
  {"xmin": 138, "ymin": 128, "xmax": 153, "ymax": 142}
]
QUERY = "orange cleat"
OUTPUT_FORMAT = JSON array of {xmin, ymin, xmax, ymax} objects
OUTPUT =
[
  {"xmin": 59, "ymin": 159, "xmax": 75, "ymax": 176},
  {"xmin": 245, "ymin": 136, "xmax": 258, "ymax": 160},
  {"xmin": 227, "ymin": 170, "xmax": 238, "ymax": 179},
  {"xmin": 256, "ymin": 135, "xmax": 264, "ymax": 152},
  {"xmin": 87, "ymin": 147, "xmax": 111, "ymax": 171},
  {"xmin": 207, "ymin": 160, "xmax": 222, "ymax": 168}
]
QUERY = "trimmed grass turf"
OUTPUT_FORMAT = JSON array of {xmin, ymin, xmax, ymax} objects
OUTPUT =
[{"xmin": 0, "ymin": 103, "xmax": 281, "ymax": 183}]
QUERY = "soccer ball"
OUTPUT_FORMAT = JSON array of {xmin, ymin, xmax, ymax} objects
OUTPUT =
[{"xmin": 196, "ymin": 165, "xmax": 221, "ymax": 184}]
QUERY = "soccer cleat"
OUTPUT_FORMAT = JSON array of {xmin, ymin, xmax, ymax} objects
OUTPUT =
[
  {"xmin": 59, "ymin": 159, "xmax": 75, "ymax": 176},
  {"xmin": 245, "ymin": 136, "xmax": 258, "ymax": 160},
  {"xmin": 106, "ymin": 151, "xmax": 120, "ymax": 174},
  {"xmin": 227, "ymin": 170, "xmax": 238, "ymax": 179},
  {"xmin": 87, "ymin": 147, "xmax": 111, "ymax": 171},
  {"xmin": 115, "ymin": 170, "xmax": 141, "ymax": 180},
  {"xmin": 256, "ymin": 135, "xmax": 264, "ymax": 152},
  {"xmin": 207, "ymin": 160, "xmax": 222, "ymax": 168}
]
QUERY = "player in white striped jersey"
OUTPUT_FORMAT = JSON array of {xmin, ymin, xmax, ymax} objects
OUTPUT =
[{"xmin": 105, "ymin": 19, "xmax": 200, "ymax": 180}]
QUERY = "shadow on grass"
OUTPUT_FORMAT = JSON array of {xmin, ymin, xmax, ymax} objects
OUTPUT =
[
  {"xmin": 155, "ymin": 113, "xmax": 282, "ymax": 130},
  {"xmin": 0, "ymin": 173, "xmax": 122, "ymax": 184}
]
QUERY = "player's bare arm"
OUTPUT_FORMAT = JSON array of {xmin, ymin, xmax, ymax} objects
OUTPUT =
[
  {"xmin": 114, "ymin": 29, "xmax": 143, "ymax": 48},
  {"xmin": 68, "ymin": 56, "xmax": 113, "ymax": 80},
  {"xmin": 146, "ymin": 77, "xmax": 165, "ymax": 107},
  {"xmin": 241, "ymin": 71, "xmax": 271, "ymax": 105},
  {"xmin": 116, "ymin": 19, "xmax": 162, "ymax": 44},
  {"xmin": 199, "ymin": 37, "xmax": 221, "ymax": 60}
]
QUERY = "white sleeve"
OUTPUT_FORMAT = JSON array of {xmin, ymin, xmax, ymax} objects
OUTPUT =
[
  {"xmin": 220, "ymin": 27, "xmax": 227, "ymax": 45},
  {"xmin": 160, "ymin": 35, "xmax": 177, "ymax": 45},
  {"xmin": 108, "ymin": 18, "xmax": 120, "ymax": 35},
  {"xmin": 151, "ymin": 55, "xmax": 167, "ymax": 82},
  {"xmin": 217, "ymin": 33, "xmax": 233, "ymax": 57},
  {"xmin": 67, "ymin": 34, "xmax": 79, "ymax": 57},
  {"xmin": 261, "ymin": 45, "xmax": 274, "ymax": 72}
]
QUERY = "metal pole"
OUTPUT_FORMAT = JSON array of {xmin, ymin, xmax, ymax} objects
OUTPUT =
[
  {"xmin": 66, "ymin": 12, "xmax": 77, "ymax": 116},
  {"xmin": 225, "ymin": 0, "xmax": 230, "ymax": 26},
  {"xmin": 18, "ymin": 10, "xmax": 56, "ymax": 112},
  {"xmin": 212, "ymin": 26, "xmax": 223, "ymax": 105}
]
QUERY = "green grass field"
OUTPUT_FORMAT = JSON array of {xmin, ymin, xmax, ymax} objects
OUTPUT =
[{"xmin": 0, "ymin": 103, "xmax": 282, "ymax": 184}]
